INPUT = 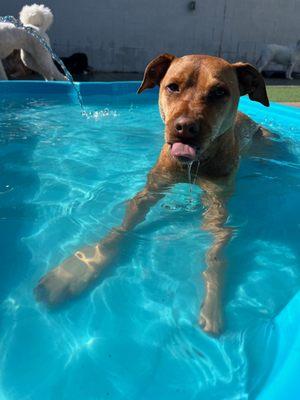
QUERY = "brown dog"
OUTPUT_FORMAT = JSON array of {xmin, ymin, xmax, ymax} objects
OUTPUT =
[{"xmin": 35, "ymin": 54, "xmax": 270, "ymax": 335}]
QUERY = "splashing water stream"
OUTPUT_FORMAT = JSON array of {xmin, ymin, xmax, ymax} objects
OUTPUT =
[{"xmin": 0, "ymin": 15, "xmax": 86, "ymax": 114}]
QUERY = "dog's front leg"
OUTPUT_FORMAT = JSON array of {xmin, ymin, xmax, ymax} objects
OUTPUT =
[
  {"xmin": 0, "ymin": 60, "xmax": 8, "ymax": 80},
  {"xmin": 34, "ymin": 167, "xmax": 173, "ymax": 306},
  {"xmin": 199, "ymin": 177, "xmax": 234, "ymax": 335},
  {"xmin": 286, "ymin": 62, "xmax": 295, "ymax": 80}
]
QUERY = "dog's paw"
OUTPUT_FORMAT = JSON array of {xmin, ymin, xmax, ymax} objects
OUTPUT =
[
  {"xmin": 34, "ymin": 267, "xmax": 73, "ymax": 306},
  {"xmin": 199, "ymin": 301, "xmax": 223, "ymax": 336},
  {"xmin": 34, "ymin": 246, "xmax": 103, "ymax": 306}
]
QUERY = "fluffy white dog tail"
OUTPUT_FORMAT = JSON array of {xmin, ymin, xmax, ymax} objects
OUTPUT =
[{"xmin": 19, "ymin": 4, "xmax": 53, "ymax": 31}]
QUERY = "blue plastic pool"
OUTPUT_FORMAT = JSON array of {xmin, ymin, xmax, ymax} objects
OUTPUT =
[{"xmin": 0, "ymin": 81, "xmax": 300, "ymax": 400}]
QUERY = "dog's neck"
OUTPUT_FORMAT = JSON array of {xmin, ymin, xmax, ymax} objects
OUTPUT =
[{"xmin": 198, "ymin": 126, "xmax": 239, "ymax": 177}]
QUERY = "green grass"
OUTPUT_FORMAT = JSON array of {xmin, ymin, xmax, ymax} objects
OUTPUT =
[{"xmin": 266, "ymin": 86, "xmax": 300, "ymax": 102}]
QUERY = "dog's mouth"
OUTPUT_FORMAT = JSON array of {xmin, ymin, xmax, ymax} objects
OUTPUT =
[{"xmin": 169, "ymin": 142, "xmax": 198, "ymax": 163}]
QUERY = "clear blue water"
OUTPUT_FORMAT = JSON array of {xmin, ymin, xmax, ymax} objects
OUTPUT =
[{"xmin": 0, "ymin": 91, "xmax": 300, "ymax": 400}]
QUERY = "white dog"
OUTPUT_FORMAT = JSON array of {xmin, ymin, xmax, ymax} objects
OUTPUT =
[
  {"xmin": 257, "ymin": 41, "xmax": 300, "ymax": 79},
  {"xmin": 0, "ymin": 4, "xmax": 66, "ymax": 80}
]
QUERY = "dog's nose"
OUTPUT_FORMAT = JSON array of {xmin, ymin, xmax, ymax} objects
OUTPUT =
[{"xmin": 174, "ymin": 117, "xmax": 199, "ymax": 137}]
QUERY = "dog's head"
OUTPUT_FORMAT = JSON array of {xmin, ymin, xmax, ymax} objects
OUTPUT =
[
  {"xmin": 62, "ymin": 53, "xmax": 91, "ymax": 75},
  {"xmin": 19, "ymin": 4, "xmax": 53, "ymax": 32},
  {"xmin": 138, "ymin": 54, "xmax": 269, "ymax": 163}
]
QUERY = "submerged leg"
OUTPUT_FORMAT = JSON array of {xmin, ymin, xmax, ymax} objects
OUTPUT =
[
  {"xmin": 35, "ymin": 168, "xmax": 173, "ymax": 306},
  {"xmin": 198, "ymin": 177, "xmax": 234, "ymax": 335}
]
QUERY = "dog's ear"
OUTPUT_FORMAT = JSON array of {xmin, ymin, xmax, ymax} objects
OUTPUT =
[
  {"xmin": 233, "ymin": 62, "xmax": 269, "ymax": 107},
  {"xmin": 137, "ymin": 54, "xmax": 176, "ymax": 94}
]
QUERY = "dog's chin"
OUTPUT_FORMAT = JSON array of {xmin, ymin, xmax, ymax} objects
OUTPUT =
[{"xmin": 174, "ymin": 156, "xmax": 196, "ymax": 164}]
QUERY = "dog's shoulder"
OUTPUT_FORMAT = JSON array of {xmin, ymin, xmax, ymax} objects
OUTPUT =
[{"xmin": 234, "ymin": 111, "xmax": 260, "ymax": 150}]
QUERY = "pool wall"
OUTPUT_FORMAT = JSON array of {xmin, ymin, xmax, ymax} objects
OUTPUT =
[
  {"xmin": 1, "ymin": 80, "xmax": 299, "ymax": 120},
  {"xmin": 257, "ymin": 292, "xmax": 300, "ymax": 400}
]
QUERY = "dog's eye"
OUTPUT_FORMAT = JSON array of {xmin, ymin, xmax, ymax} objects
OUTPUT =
[
  {"xmin": 215, "ymin": 88, "xmax": 226, "ymax": 97},
  {"xmin": 208, "ymin": 86, "xmax": 229, "ymax": 99},
  {"xmin": 166, "ymin": 83, "xmax": 180, "ymax": 93}
]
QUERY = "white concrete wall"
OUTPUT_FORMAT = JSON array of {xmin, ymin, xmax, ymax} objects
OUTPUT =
[{"xmin": 1, "ymin": 0, "xmax": 300, "ymax": 71}]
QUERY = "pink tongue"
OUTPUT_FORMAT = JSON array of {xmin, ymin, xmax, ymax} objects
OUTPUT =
[{"xmin": 170, "ymin": 142, "xmax": 196, "ymax": 160}]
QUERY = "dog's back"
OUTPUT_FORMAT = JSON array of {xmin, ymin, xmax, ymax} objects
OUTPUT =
[
  {"xmin": 261, "ymin": 42, "xmax": 300, "ymax": 64},
  {"xmin": 263, "ymin": 44, "xmax": 293, "ymax": 64}
]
